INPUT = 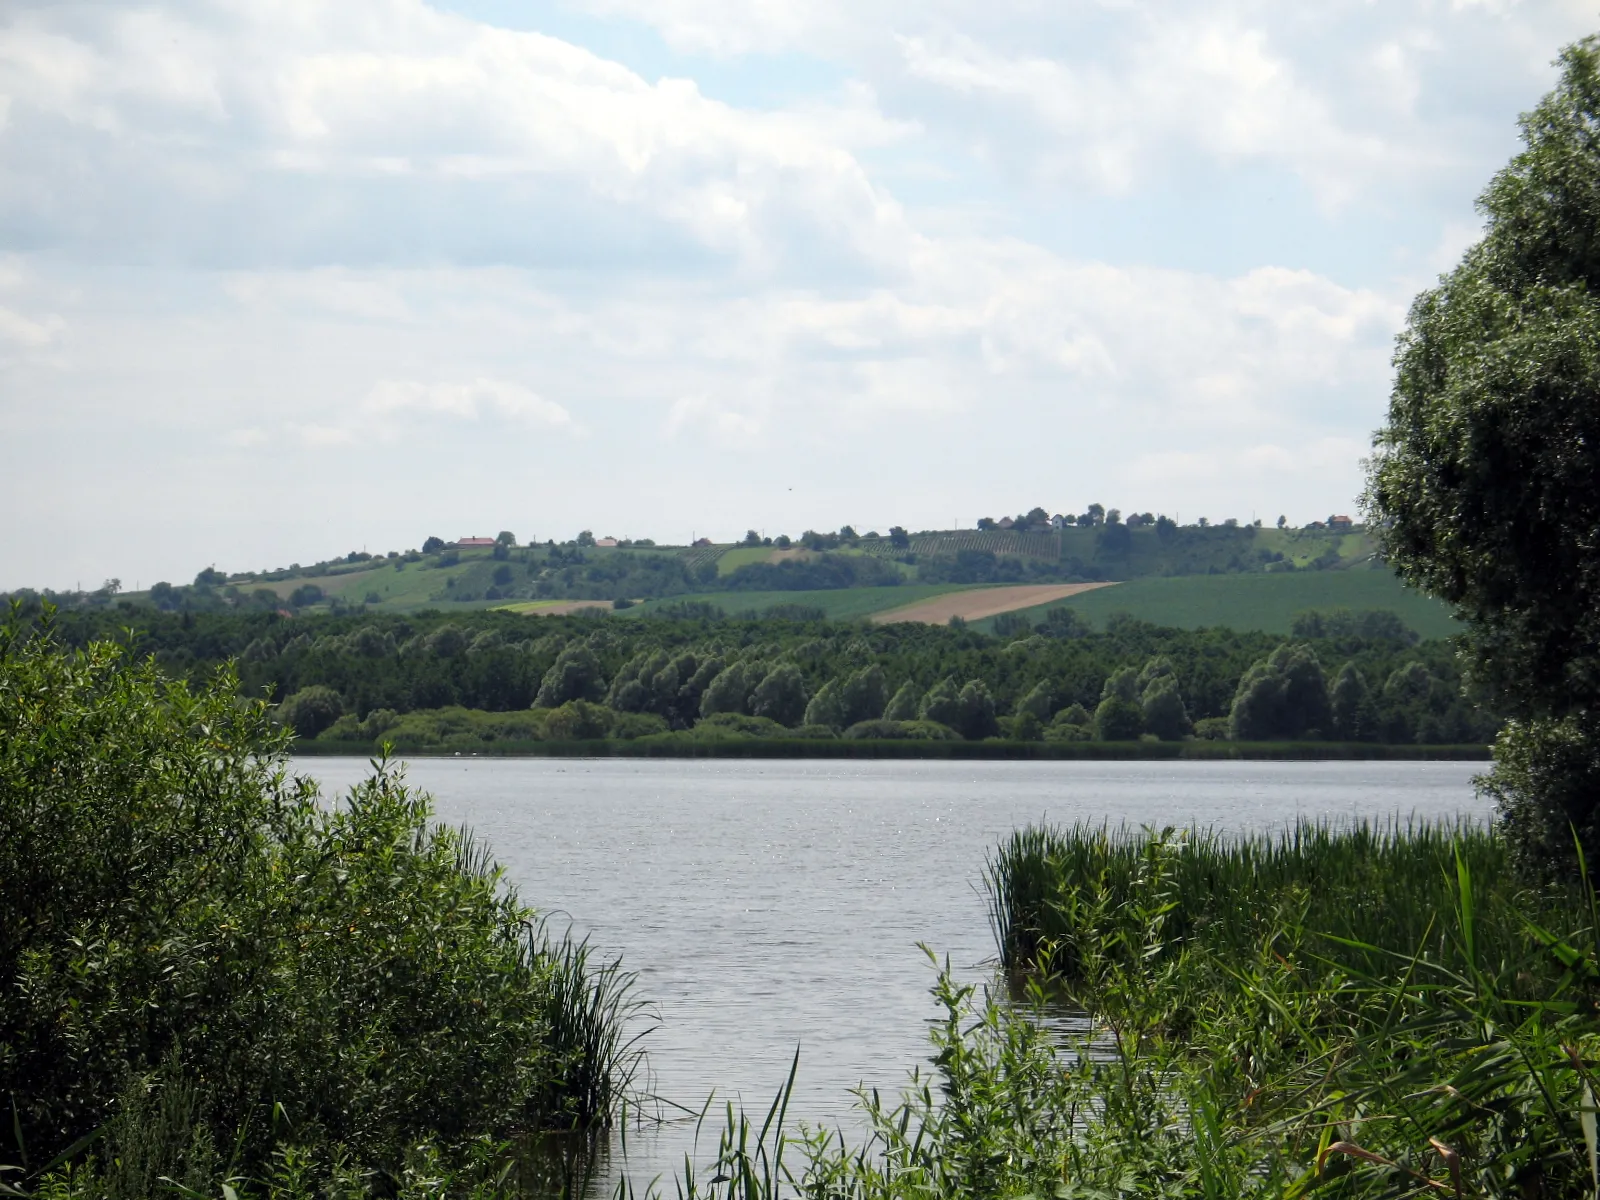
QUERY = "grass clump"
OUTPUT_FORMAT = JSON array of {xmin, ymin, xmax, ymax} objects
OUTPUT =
[
  {"xmin": 643, "ymin": 823, "xmax": 1600, "ymax": 1200},
  {"xmin": 0, "ymin": 610, "xmax": 644, "ymax": 1197}
]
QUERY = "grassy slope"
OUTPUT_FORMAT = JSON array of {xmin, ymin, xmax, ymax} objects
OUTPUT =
[
  {"xmin": 617, "ymin": 583, "xmax": 972, "ymax": 620},
  {"xmin": 903, "ymin": 525, "xmax": 1375, "ymax": 575},
  {"xmin": 975, "ymin": 569, "xmax": 1458, "ymax": 638},
  {"xmin": 117, "ymin": 528, "xmax": 1397, "ymax": 623},
  {"xmin": 714, "ymin": 546, "xmax": 771, "ymax": 574}
]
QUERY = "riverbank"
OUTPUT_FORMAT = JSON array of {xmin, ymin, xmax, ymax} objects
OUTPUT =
[{"xmin": 294, "ymin": 736, "xmax": 1492, "ymax": 760}]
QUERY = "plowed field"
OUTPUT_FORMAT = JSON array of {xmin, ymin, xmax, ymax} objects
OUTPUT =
[{"xmin": 871, "ymin": 582, "xmax": 1116, "ymax": 625}]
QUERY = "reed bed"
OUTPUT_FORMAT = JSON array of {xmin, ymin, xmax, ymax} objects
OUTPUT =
[
  {"xmin": 631, "ymin": 820, "xmax": 1600, "ymax": 1200},
  {"xmin": 987, "ymin": 819, "xmax": 1533, "ymax": 994}
]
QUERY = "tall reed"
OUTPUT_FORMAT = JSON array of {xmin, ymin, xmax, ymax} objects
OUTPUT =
[
  {"xmin": 987, "ymin": 819, "xmax": 1540, "ymax": 994},
  {"xmin": 635, "ymin": 822, "xmax": 1600, "ymax": 1199}
]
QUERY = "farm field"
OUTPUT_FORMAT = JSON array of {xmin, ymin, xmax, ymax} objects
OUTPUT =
[
  {"xmin": 493, "ymin": 599, "xmax": 615, "ymax": 616},
  {"xmin": 618, "ymin": 584, "xmax": 972, "ymax": 621},
  {"xmin": 872, "ymin": 582, "xmax": 1117, "ymax": 625},
  {"xmin": 978, "ymin": 568, "xmax": 1458, "ymax": 639},
  {"xmin": 713, "ymin": 546, "xmax": 772, "ymax": 574}
]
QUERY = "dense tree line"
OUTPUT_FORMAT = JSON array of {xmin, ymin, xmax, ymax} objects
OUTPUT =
[{"xmin": 19, "ymin": 602, "xmax": 1498, "ymax": 748}]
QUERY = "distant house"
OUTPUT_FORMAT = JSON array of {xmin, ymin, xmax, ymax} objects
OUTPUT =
[
  {"xmin": 1328, "ymin": 515, "xmax": 1354, "ymax": 530},
  {"xmin": 692, "ymin": 537, "xmax": 713, "ymax": 547},
  {"xmin": 595, "ymin": 537, "xmax": 619, "ymax": 548},
  {"xmin": 453, "ymin": 536, "xmax": 496, "ymax": 548},
  {"xmin": 1050, "ymin": 514, "xmax": 1068, "ymax": 529},
  {"xmin": 996, "ymin": 516, "xmax": 1015, "ymax": 530},
  {"xmin": 1305, "ymin": 521, "xmax": 1327, "ymax": 531}
]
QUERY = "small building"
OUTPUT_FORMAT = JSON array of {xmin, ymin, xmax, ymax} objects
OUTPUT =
[
  {"xmin": 453, "ymin": 536, "xmax": 496, "ymax": 548},
  {"xmin": 595, "ymin": 537, "xmax": 619, "ymax": 548},
  {"xmin": 1050, "ymin": 514, "xmax": 1068, "ymax": 529},
  {"xmin": 692, "ymin": 537, "xmax": 713, "ymax": 547},
  {"xmin": 996, "ymin": 516, "xmax": 1015, "ymax": 530},
  {"xmin": 1305, "ymin": 521, "xmax": 1327, "ymax": 531},
  {"xmin": 1329, "ymin": 515, "xmax": 1354, "ymax": 530}
]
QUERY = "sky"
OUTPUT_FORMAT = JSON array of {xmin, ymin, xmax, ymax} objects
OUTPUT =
[{"xmin": 2, "ymin": 1, "xmax": 1597, "ymax": 590}]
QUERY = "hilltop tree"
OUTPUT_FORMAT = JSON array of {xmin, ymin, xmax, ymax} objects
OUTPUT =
[
  {"xmin": 1363, "ymin": 38, "xmax": 1600, "ymax": 880},
  {"xmin": 422, "ymin": 536, "xmax": 445, "ymax": 553}
]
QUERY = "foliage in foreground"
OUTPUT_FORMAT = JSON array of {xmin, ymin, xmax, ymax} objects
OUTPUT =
[
  {"xmin": 0, "ymin": 615, "xmax": 643, "ymax": 1197},
  {"xmin": 639, "ymin": 823, "xmax": 1600, "ymax": 1200}
]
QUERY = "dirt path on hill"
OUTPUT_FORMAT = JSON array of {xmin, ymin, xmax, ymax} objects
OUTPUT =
[{"xmin": 870, "ymin": 582, "xmax": 1117, "ymax": 625}]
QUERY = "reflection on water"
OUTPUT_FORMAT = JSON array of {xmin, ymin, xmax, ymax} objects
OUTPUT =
[{"xmin": 296, "ymin": 756, "xmax": 1489, "ymax": 1191}]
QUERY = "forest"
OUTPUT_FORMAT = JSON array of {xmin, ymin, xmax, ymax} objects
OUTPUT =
[{"xmin": 18, "ymin": 600, "xmax": 1498, "ymax": 752}]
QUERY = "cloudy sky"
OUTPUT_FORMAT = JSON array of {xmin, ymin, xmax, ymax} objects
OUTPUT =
[{"xmin": 2, "ymin": 0, "xmax": 1595, "ymax": 589}]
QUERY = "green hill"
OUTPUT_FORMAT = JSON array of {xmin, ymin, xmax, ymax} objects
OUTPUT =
[
  {"xmin": 617, "ymin": 584, "xmax": 969, "ymax": 621},
  {"xmin": 43, "ymin": 523, "xmax": 1446, "ymax": 639}
]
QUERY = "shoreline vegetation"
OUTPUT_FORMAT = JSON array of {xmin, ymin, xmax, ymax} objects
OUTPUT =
[
  {"xmin": 0, "ymin": 619, "xmax": 645, "ymax": 1199},
  {"xmin": 294, "ymin": 736, "xmax": 1493, "ymax": 760},
  {"xmin": 10, "ymin": 600, "xmax": 1501, "ymax": 763},
  {"xmin": 636, "ymin": 820, "xmax": 1598, "ymax": 1199}
]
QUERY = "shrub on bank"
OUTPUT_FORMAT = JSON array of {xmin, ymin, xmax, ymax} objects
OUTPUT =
[
  {"xmin": 842, "ymin": 718, "xmax": 960, "ymax": 740},
  {"xmin": 0, "ymin": 616, "xmax": 638, "ymax": 1195}
]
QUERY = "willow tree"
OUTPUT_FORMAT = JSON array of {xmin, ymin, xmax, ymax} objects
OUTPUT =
[{"xmin": 1365, "ymin": 38, "xmax": 1600, "ymax": 880}]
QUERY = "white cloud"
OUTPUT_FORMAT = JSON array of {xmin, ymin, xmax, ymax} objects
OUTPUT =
[
  {"xmin": 0, "ymin": 305, "xmax": 62, "ymax": 346},
  {"xmin": 665, "ymin": 394, "xmax": 764, "ymax": 445},
  {"xmin": 1, "ymin": 0, "xmax": 1591, "ymax": 587},
  {"xmin": 291, "ymin": 423, "xmax": 358, "ymax": 448},
  {"xmin": 364, "ymin": 378, "xmax": 577, "ymax": 429},
  {"xmin": 897, "ymin": 22, "xmax": 1414, "ymax": 206},
  {"xmin": 0, "ymin": 0, "xmax": 915, "ymax": 276}
]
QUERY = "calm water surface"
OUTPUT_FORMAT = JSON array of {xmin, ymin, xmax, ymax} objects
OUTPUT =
[{"xmin": 297, "ymin": 756, "xmax": 1489, "ymax": 1187}]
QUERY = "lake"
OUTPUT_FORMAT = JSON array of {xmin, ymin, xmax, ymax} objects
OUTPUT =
[{"xmin": 296, "ymin": 757, "xmax": 1490, "ymax": 1189}]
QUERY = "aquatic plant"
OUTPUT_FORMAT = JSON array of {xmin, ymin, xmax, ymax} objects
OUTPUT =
[{"xmin": 637, "ymin": 823, "xmax": 1600, "ymax": 1200}]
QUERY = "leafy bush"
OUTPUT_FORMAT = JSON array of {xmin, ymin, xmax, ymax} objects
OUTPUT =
[
  {"xmin": 610, "ymin": 710, "xmax": 669, "ymax": 739},
  {"xmin": 380, "ymin": 706, "xmax": 548, "ymax": 749},
  {"xmin": 842, "ymin": 718, "xmax": 960, "ymax": 741},
  {"xmin": 694, "ymin": 711, "xmax": 790, "ymax": 738},
  {"xmin": 542, "ymin": 698, "xmax": 614, "ymax": 740},
  {"xmin": 0, "ymin": 618, "xmax": 638, "ymax": 1193},
  {"xmin": 276, "ymin": 683, "xmax": 343, "ymax": 737}
]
